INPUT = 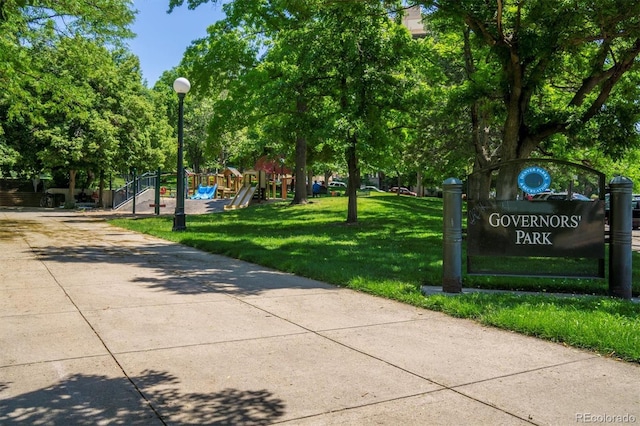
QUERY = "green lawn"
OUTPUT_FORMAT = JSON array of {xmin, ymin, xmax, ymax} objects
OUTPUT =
[{"xmin": 109, "ymin": 193, "xmax": 640, "ymax": 362}]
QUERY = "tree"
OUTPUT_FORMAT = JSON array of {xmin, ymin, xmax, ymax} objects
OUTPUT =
[
  {"xmin": 355, "ymin": 22, "xmax": 465, "ymax": 194},
  {"xmin": 0, "ymin": 0, "xmax": 135, "ymax": 186},
  {"xmin": 31, "ymin": 38, "xmax": 171, "ymax": 202},
  {"xmin": 176, "ymin": 0, "xmax": 323, "ymax": 205},
  {"xmin": 418, "ymin": 0, "xmax": 640, "ymax": 199},
  {"xmin": 1, "ymin": 1, "xmax": 174, "ymax": 205},
  {"xmin": 0, "ymin": 0, "xmax": 134, "ymax": 128},
  {"xmin": 174, "ymin": 0, "xmax": 418, "ymax": 223},
  {"xmin": 311, "ymin": 1, "xmax": 416, "ymax": 222}
]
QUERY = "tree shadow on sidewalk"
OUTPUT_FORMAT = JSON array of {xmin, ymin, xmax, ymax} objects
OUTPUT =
[
  {"xmin": 30, "ymin": 239, "xmax": 335, "ymax": 297},
  {"xmin": 0, "ymin": 369, "xmax": 285, "ymax": 425}
]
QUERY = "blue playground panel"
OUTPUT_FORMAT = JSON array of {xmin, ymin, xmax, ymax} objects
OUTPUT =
[{"xmin": 191, "ymin": 184, "xmax": 217, "ymax": 200}]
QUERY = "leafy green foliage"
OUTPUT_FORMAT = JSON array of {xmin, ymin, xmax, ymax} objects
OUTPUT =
[
  {"xmin": 175, "ymin": 0, "xmax": 421, "ymax": 217},
  {"xmin": 418, "ymin": 0, "xmax": 640, "ymax": 197},
  {"xmin": 0, "ymin": 0, "xmax": 173, "ymax": 182}
]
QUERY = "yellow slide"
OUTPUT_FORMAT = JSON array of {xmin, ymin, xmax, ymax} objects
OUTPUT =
[{"xmin": 224, "ymin": 186, "xmax": 257, "ymax": 210}]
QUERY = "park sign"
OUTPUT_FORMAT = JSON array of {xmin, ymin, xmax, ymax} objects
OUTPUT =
[
  {"xmin": 465, "ymin": 159, "xmax": 606, "ymax": 278},
  {"xmin": 467, "ymin": 199, "xmax": 604, "ymax": 258}
]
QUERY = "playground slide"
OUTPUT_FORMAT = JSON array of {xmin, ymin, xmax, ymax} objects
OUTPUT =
[
  {"xmin": 191, "ymin": 185, "xmax": 206, "ymax": 199},
  {"xmin": 203, "ymin": 184, "xmax": 217, "ymax": 199},
  {"xmin": 224, "ymin": 186, "xmax": 257, "ymax": 210},
  {"xmin": 191, "ymin": 184, "xmax": 217, "ymax": 200}
]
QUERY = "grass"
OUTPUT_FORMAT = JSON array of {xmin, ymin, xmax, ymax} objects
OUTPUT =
[{"xmin": 109, "ymin": 193, "xmax": 640, "ymax": 362}]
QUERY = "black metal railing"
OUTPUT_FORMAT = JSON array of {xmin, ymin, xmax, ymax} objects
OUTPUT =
[{"xmin": 113, "ymin": 172, "xmax": 158, "ymax": 210}]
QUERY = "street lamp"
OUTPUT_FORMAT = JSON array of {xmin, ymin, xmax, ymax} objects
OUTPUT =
[{"xmin": 172, "ymin": 77, "xmax": 190, "ymax": 231}]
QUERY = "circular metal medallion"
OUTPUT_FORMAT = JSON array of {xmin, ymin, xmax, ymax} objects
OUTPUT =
[{"xmin": 518, "ymin": 166, "xmax": 551, "ymax": 194}]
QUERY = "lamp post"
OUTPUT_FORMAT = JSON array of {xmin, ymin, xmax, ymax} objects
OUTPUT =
[{"xmin": 172, "ymin": 77, "xmax": 190, "ymax": 231}]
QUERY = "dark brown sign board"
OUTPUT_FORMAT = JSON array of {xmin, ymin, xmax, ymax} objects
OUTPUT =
[
  {"xmin": 465, "ymin": 159, "xmax": 606, "ymax": 278},
  {"xmin": 468, "ymin": 200, "xmax": 605, "ymax": 258}
]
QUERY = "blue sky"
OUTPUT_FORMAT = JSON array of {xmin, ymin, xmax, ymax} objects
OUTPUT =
[{"xmin": 129, "ymin": 0, "xmax": 227, "ymax": 87}]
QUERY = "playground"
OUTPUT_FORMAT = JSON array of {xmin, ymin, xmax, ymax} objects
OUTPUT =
[
  {"xmin": 131, "ymin": 196, "xmax": 231, "ymax": 215},
  {"xmin": 160, "ymin": 163, "xmax": 293, "ymax": 211},
  {"xmin": 120, "ymin": 162, "xmax": 293, "ymax": 215}
]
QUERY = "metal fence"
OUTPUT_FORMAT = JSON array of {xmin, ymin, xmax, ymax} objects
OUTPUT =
[{"xmin": 112, "ymin": 172, "xmax": 158, "ymax": 210}]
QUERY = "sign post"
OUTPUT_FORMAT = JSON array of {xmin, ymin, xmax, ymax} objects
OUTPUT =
[
  {"xmin": 609, "ymin": 176, "xmax": 633, "ymax": 299},
  {"xmin": 442, "ymin": 178, "xmax": 463, "ymax": 293}
]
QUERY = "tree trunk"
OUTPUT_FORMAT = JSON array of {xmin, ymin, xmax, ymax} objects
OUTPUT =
[
  {"xmin": 85, "ymin": 170, "xmax": 95, "ymax": 190},
  {"xmin": 465, "ymin": 24, "xmax": 493, "ymax": 201},
  {"xmin": 467, "ymin": 169, "xmax": 492, "ymax": 201},
  {"xmin": 292, "ymin": 97, "xmax": 308, "ymax": 205},
  {"xmin": 496, "ymin": 93, "xmax": 524, "ymax": 200},
  {"xmin": 68, "ymin": 169, "xmax": 77, "ymax": 206},
  {"xmin": 292, "ymin": 134, "xmax": 308, "ymax": 204},
  {"xmin": 346, "ymin": 135, "xmax": 359, "ymax": 224},
  {"xmin": 495, "ymin": 163, "xmax": 520, "ymax": 200},
  {"xmin": 99, "ymin": 170, "xmax": 105, "ymax": 208},
  {"xmin": 324, "ymin": 171, "xmax": 331, "ymax": 186}
]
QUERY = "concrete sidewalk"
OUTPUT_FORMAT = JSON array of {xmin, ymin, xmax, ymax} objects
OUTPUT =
[{"xmin": 1, "ymin": 209, "xmax": 638, "ymax": 425}]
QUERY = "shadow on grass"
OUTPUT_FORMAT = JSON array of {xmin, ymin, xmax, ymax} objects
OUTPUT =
[
  {"xmin": 18, "ymin": 197, "xmax": 640, "ymax": 296},
  {"xmin": 0, "ymin": 370, "xmax": 285, "ymax": 425}
]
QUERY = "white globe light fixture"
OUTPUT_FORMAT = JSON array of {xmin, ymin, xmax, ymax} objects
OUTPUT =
[
  {"xmin": 172, "ymin": 77, "xmax": 190, "ymax": 231},
  {"xmin": 173, "ymin": 77, "xmax": 191, "ymax": 95}
]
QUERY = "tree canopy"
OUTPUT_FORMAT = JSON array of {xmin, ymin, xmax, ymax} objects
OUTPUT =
[
  {"xmin": 174, "ymin": 0, "xmax": 418, "ymax": 222},
  {"xmin": 3, "ymin": 0, "xmax": 640, "ymax": 208},
  {"xmin": 417, "ymin": 0, "xmax": 640, "ymax": 198},
  {"xmin": 0, "ymin": 0, "xmax": 173, "ymax": 200},
  {"xmin": 172, "ymin": 0, "xmax": 640, "ymax": 204}
]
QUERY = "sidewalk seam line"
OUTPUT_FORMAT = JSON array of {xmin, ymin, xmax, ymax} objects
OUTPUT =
[
  {"xmin": 231, "ymin": 297, "xmax": 540, "ymax": 425},
  {"xmin": 28, "ymin": 237, "xmax": 169, "ymax": 426}
]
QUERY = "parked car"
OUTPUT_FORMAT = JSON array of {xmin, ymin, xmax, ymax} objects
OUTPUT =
[
  {"xmin": 634, "ymin": 197, "xmax": 640, "ymax": 229},
  {"xmin": 328, "ymin": 181, "xmax": 347, "ymax": 188},
  {"xmin": 388, "ymin": 186, "xmax": 417, "ymax": 196},
  {"xmin": 360, "ymin": 185, "xmax": 385, "ymax": 192},
  {"xmin": 531, "ymin": 192, "xmax": 591, "ymax": 201},
  {"xmin": 603, "ymin": 194, "xmax": 640, "ymax": 229}
]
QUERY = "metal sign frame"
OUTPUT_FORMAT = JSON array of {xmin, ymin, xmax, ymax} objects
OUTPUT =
[{"xmin": 466, "ymin": 159, "xmax": 606, "ymax": 278}]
